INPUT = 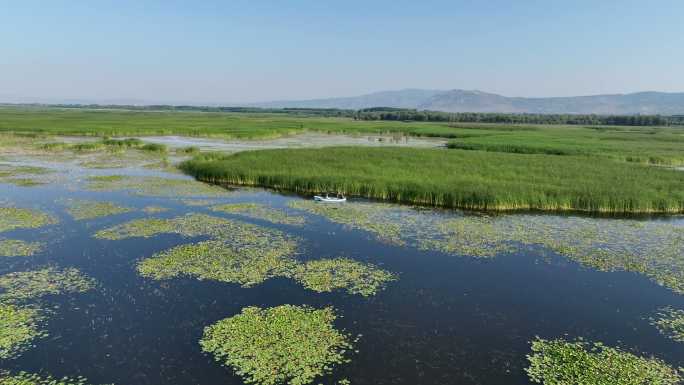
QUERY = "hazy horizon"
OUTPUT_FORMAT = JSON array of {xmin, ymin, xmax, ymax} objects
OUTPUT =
[{"xmin": 2, "ymin": 0, "xmax": 683, "ymax": 104}]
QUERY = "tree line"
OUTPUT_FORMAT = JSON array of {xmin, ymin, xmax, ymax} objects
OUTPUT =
[
  {"xmin": 10, "ymin": 103, "xmax": 683, "ymax": 126},
  {"xmin": 353, "ymin": 108, "xmax": 679, "ymax": 126}
]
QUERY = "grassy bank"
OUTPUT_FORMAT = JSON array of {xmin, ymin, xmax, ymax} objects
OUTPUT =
[
  {"xmin": 181, "ymin": 147, "xmax": 684, "ymax": 214},
  {"xmin": 446, "ymin": 125, "xmax": 684, "ymax": 165},
  {"xmin": 0, "ymin": 106, "xmax": 456, "ymax": 139},
  {"xmin": 2, "ymin": 106, "xmax": 683, "ymax": 165}
]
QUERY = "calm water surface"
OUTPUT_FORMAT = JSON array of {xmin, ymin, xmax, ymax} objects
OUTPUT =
[{"xmin": 1, "ymin": 164, "xmax": 683, "ymax": 385}]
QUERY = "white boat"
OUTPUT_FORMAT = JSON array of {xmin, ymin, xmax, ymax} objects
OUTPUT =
[{"xmin": 313, "ymin": 193, "xmax": 347, "ymax": 203}]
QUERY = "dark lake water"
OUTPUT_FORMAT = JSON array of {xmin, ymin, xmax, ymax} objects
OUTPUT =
[{"xmin": 2, "ymin": 166, "xmax": 684, "ymax": 385}]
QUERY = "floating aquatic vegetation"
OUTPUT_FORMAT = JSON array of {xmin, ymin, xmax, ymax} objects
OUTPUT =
[
  {"xmin": 1, "ymin": 178, "xmax": 45, "ymax": 187},
  {"xmin": 141, "ymin": 206, "xmax": 169, "ymax": 214},
  {"xmin": 63, "ymin": 199, "xmax": 134, "ymax": 220},
  {"xmin": 86, "ymin": 175, "xmax": 230, "ymax": 197},
  {"xmin": 0, "ymin": 207, "xmax": 57, "ymax": 233},
  {"xmin": 0, "ymin": 304, "xmax": 45, "ymax": 360},
  {"xmin": 0, "ymin": 239, "xmax": 43, "ymax": 257},
  {"xmin": 289, "ymin": 201, "xmax": 403, "ymax": 244},
  {"xmin": 94, "ymin": 213, "xmax": 245, "ymax": 240},
  {"xmin": 0, "ymin": 164, "xmax": 51, "ymax": 178},
  {"xmin": 100, "ymin": 213, "xmax": 395, "ymax": 295},
  {"xmin": 180, "ymin": 199, "xmax": 218, "ymax": 207},
  {"xmin": 0, "ymin": 371, "xmax": 99, "ymax": 385},
  {"xmin": 294, "ymin": 257, "xmax": 396, "ymax": 296},
  {"xmin": 200, "ymin": 305, "xmax": 353, "ymax": 385},
  {"xmin": 0, "ymin": 164, "xmax": 53, "ymax": 187},
  {"xmin": 0, "ymin": 267, "xmax": 96, "ymax": 303},
  {"xmin": 290, "ymin": 200, "xmax": 684, "ymax": 294},
  {"xmin": 211, "ymin": 203, "xmax": 306, "ymax": 226},
  {"xmin": 651, "ymin": 306, "xmax": 684, "ymax": 342},
  {"xmin": 97, "ymin": 213, "xmax": 298, "ymax": 286},
  {"xmin": 426, "ymin": 215, "xmax": 684, "ymax": 293},
  {"xmin": 138, "ymin": 240, "xmax": 298, "ymax": 287},
  {"xmin": 94, "ymin": 218, "xmax": 177, "ymax": 240},
  {"xmin": 525, "ymin": 337, "xmax": 681, "ymax": 385}
]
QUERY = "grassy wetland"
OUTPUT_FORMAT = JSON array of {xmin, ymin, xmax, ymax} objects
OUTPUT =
[
  {"xmin": 182, "ymin": 147, "xmax": 684, "ymax": 214},
  {"xmin": 0, "ymin": 110, "xmax": 684, "ymax": 384}
]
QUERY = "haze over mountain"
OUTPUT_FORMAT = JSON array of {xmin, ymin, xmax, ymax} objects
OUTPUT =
[{"xmin": 254, "ymin": 89, "xmax": 684, "ymax": 115}]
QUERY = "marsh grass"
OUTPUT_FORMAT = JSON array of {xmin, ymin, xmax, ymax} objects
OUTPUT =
[
  {"xmin": 182, "ymin": 147, "xmax": 684, "ymax": 214},
  {"xmin": 446, "ymin": 125, "xmax": 684, "ymax": 166},
  {"xmin": 526, "ymin": 337, "xmax": 681, "ymax": 385},
  {"xmin": 62, "ymin": 199, "xmax": 134, "ymax": 220},
  {"xmin": 87, "ymin": 175, "xmax": 230, "ymax": 197},
  {"xmin": 0, "ymin": 304, "xmax": 45, "ymax": 360},
  {"xmin": 199, "ymin": 305, "xmax": 353, "ymax": 385},
  {"xmin": 140, "ymin": 143, "xmax": 167, "ymax": 153},
  {"xmin": 211, "ymin": 203, "xmax": 306, "ymax": 226},
  {"xmin": 0, "ymin": 207, "xmax": 57, "ymax": 233},
  {"xmin": 178, "ymin": 146, "xmax": 200, "ymax": 154},
  {"xmin": 294, "ymin": 258, "xmax": 396, "ymax": 296},
  {"xmin": 0, "ymin": 267, "xmax": 96, "ymax": 303},
  {"xmin": 2, "ymin": 107, "xmax": 682, "ymax": 166},
  {"xmin": 0, "ymin": 239, "xmax": 44, "ymax": 257},
  {"xmin": 651, "ymin": 307, "xmax": 684, "ymax": 342}
]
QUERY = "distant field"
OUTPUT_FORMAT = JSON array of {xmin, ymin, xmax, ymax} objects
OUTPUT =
[
  {"xmin": 0, "ymin": 106, "xmax": 462, "ymax": 139},
  {"xmin": 181, "ymin": 147, "xmax": 684, "ymax": 214},
  {"xmin": 1, "ymin": 106, "xmax": 683, "ymax": 165},
  {"xmin": 447, "ymin": 125, "xmax": 684, "ymax": 165}
]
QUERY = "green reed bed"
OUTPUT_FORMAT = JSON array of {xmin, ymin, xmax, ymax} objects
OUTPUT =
[
  {"xmin": 0, "ymin": 239, "xmax": 44, "ymax": 257},
  {"xmin": 35, "ymin": 137, "xmax": 168, "ymax": 170},
  {"xmin": 446, "ymin": 125, "xmax": 684, "ymax": 165},
  {"xmin": 211, "ymin": 203, "xmax": 306, "ymax": 226},
  {"xmin": 182, "ymin": 147, "xmax": 684, "ymax": 214},
  {"xmin": 651, "ymin": 307, "xmax": 684, "ymax": 342},
  {"xmin": 0, "ymin": 304, "xmax": 45, "ymax": 360},
  {"xmin": 0, "ymin": 208, "xmax": 57, "ymax": 233},
  {"xmin": 200, "ymin": 305, "xmax": 353, "ymax": 385},
  {"xmin": 62, "ymin": 199, "xmax": 134, "ymax": 220},
  {"xmin": 290, "ymin": 200, "xmax": 684, "ymax": 294},
  {"xmin": 4, "ymin": 107, "xmax": 682, "ymax": 165},
  {"xmin": 86, "ymin": 175, "xmax": 231, "ymax": 197},
  {"xmin": 526, "ymin": 337, "xmax": 681, "ymax": 385}
]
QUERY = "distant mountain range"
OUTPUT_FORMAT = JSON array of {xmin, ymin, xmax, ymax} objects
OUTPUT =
[{"xmin": 253, "ymin": 89, "xmax": 684, "ymax": 115}]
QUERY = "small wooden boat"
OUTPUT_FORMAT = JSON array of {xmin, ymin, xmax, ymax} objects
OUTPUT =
[{"xmin": 313, "ymin": 193, "xmax": 347, "ymax": 203}]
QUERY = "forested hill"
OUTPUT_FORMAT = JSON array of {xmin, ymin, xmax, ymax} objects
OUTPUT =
[{"xmin": 253, "ymin": 89, "xmax": 684, "ymax": 115}]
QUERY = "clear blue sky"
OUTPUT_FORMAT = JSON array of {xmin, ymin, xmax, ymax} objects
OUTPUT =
[{"xmin": 2, "ymin": 0, "xmax": 683, "ymax": 104}]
